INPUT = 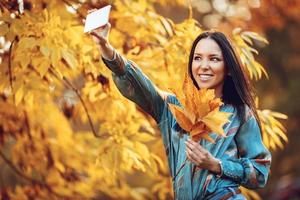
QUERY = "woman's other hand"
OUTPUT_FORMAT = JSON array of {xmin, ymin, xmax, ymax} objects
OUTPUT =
[{"xmin": 185, "ymin": 139, "xmax": 221, "ymax": 174}]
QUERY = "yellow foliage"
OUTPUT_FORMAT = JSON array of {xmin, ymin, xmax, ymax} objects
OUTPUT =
[
  {"xmin": 0, "ymin": 0, "xmax": 288, "ymax": 199},
  {"xmin": 258, "ymin": 109, "xmax": 288, "ymax": 151},
  {"xmin": 232, "ymin": 28, "xmax": 269, "ymax": 80},
  {"xmin": 96, "ymin": 120, "xmax": 159, "ymax": 176}
]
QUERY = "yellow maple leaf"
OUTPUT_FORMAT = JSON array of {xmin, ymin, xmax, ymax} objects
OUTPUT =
[
  {"xmin": 168, "ymin": 74, "xmax": 232, "ymax": 142},
  {"xmin": 168, "ymin": 104, "xmax": 194, "ymax": 131},
  {"xmin": 201, "ymin": 108, "xmax": 231, "ymax": 137}
]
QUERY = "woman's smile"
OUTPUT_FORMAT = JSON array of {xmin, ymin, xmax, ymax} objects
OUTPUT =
[{"xmin": 198, "ymin": 73, "xmax": 214, "ymax": 81}]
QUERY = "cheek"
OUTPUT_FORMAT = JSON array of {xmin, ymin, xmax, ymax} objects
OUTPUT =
[
  {"xmin": 191, "ymin": 62, "xmax": 198, "ymax": 73},
  {"xmin": 212, "ymin": 63, "xmax": 226, "ymax": 77}
]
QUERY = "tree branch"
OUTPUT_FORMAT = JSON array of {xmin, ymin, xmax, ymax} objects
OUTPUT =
[
  {"xmin": 8, "ymin": 39, "xmax": 16, "ymax": 94},
  {"xmin": 49, "ymin": 67, "xmax": 103, "ymax": 139},
  {"xmin": 0, "ymin": 149, "xmax": 82, "ymax": 199},
  {"xmin": 62, "ymin": 76, "xmax": 103, "ymax": 138},
  {"xmin": 0, "ymin": 149, "xmax": 37, "ymax": 183}
]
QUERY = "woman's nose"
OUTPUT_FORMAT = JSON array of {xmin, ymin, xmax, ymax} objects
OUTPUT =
[{"xmin": 199, "ymin": 59, "xmax": 210, "ymax": 70}]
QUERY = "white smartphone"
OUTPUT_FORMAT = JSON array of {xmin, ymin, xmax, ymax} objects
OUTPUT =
[{"xmin": 84, "ymin": 5, "xmax": 112, "ymax": 33}]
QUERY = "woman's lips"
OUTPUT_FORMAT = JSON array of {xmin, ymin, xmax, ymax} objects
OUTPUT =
[{"xmin": 198, "ymin": 74, "xmax": 213, "ymax": 81}]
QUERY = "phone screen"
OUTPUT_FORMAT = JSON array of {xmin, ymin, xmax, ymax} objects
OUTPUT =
[{"xmin": 84, "ymin": 5, "xmax": 111, "ymax": 33}]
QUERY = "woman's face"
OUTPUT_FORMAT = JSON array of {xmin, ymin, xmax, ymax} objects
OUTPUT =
[{"xmin": 191, "ymin": 38, "xmax": 226, "ymax": 98}]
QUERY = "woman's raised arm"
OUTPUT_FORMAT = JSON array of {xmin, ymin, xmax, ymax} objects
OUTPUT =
[{"xmin": 91, "ymin": 23, "xmax": 167, "ymax": 122}]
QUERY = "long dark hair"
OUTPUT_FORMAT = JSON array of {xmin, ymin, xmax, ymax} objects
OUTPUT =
[{"xmin": 188, "ymin": 31, "xmax": 261, "ymax": 128}]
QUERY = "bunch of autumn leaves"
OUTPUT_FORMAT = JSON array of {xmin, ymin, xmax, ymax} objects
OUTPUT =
[{"xmin": 168, "ymin": 74, "xmax": 232, "ymax": 142}]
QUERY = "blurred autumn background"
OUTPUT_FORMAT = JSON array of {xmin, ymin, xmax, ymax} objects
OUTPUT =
[{"xmin": 0, "ymin": 0, "xmax": 299, "ymax": 199}]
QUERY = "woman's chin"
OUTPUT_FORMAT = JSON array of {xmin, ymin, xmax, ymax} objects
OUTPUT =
[{"xmin": 196, "ymin": 82, "xmax": 213, "ymax": 90}]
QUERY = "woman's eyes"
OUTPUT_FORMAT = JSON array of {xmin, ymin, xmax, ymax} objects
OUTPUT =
[
  {"xmin": 194, "ymin": 56, "xmax": 221, "ymax": 62},
  {"xmin": 211, "ymin": 57, "xmax": 221, "ymax": 62}
]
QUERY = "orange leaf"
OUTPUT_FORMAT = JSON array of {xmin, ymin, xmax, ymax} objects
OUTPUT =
[
  {"xmin": 194, "ymin": 89, "xmax": 214, "ymax": 118},
  {"xmin": 209, "ymin": 98, "xmax": 223, "ymax": 110},
  {"xmin": 182, "ymin": 74, "xmax": 197, "ymax": 111},
  {"xmin": 190, "ymin": 122, "xmax": 206, "ymax": 137},
  {"xmin": 202, "ymin": 109, "xmax": 232, "ymax": 137},
  {"xmin": 169, "ymin": 72, "xmax": 232, "ymax": 143},
  {"xmin": 192, "ymin": 133, "xmax": 215, "ymax": 143},
  {"xmin": 168, "ymin": 104, "xmax": 193, "ymax": 131}
]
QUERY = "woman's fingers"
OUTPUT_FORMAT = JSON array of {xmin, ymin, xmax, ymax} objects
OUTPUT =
[
  {"xmin": 90, "ymin": 22, "xmax": 111, "ymax": 43},
  {"xmin": 93, "ymin": 25, "xmax": 106, "ymax": 32},
  {"xmin": 93, "ymin": 23, "xmax": 110, "ymax": 34},
  {"xmin": 185, "ymin": 143, "xmax": 202, "ymax": 162},
  {"xmin": 106, "ymin": 22, "xmax": 111, "ymax": 29},
  {"xmin": 185, "ymin": 138, "xmax": 214, "ymax": 167},
  {"xmin": 186, "ymin": 148, "xmax": 199, "ymax": 164},
  {"xmin": 185, "ymin": 139, "xmax": 204, "ymax": 154},
  {"xmin": 185, "ymin": 138, "xmax": 219, "ymax": 171},
  {"xmin": 88, "ymin": 9, "xmax": 97, "ymax": 14}
]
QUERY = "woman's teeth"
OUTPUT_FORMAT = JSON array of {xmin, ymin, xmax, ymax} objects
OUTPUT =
[{"xmin": 199, "ymin": 74, "xmax": 213, "ymax": 81}]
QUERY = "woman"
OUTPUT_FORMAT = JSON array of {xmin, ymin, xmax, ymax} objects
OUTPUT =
[{"xmin": 91, "ymin": 23, "xmax": 271, "ymax": 200}]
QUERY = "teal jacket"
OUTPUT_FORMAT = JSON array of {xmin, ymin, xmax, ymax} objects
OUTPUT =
[{"xmin": 102, "ymin": 51, "xmax": 271, "ymax": 200}]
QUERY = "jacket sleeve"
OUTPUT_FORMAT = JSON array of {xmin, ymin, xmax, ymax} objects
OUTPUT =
[
  {"xmin": 101, "ymin": 50, "xmax": 166, "ymax": 122},
  {"xmin": 219, "ymin": 113, "xmax": 272, "ymax": 189}
]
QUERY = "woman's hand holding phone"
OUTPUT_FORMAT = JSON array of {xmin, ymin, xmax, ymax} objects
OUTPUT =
[
  {"xmin": 91, "ymin": 23, "xmax": 114, "ymax": 60},
  {"xmin": 90, "ymin": 23, "xmax": 111, "ymax": 45},
  {"xmin": 84, "ymin": 5, "xmax": 114, "ymax": 60}
]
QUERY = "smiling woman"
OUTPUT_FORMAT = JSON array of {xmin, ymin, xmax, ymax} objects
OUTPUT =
[
  {"xmin": 91, "ymin": 24, "xmax": 271, "ymax": 200},
  {"xmin": 188, "ymin": 31, "xmax": 260, "ymax": 125},
  {"xmin": 191, "ymin": 38, "xmax": 226, "ymax": 98}
]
